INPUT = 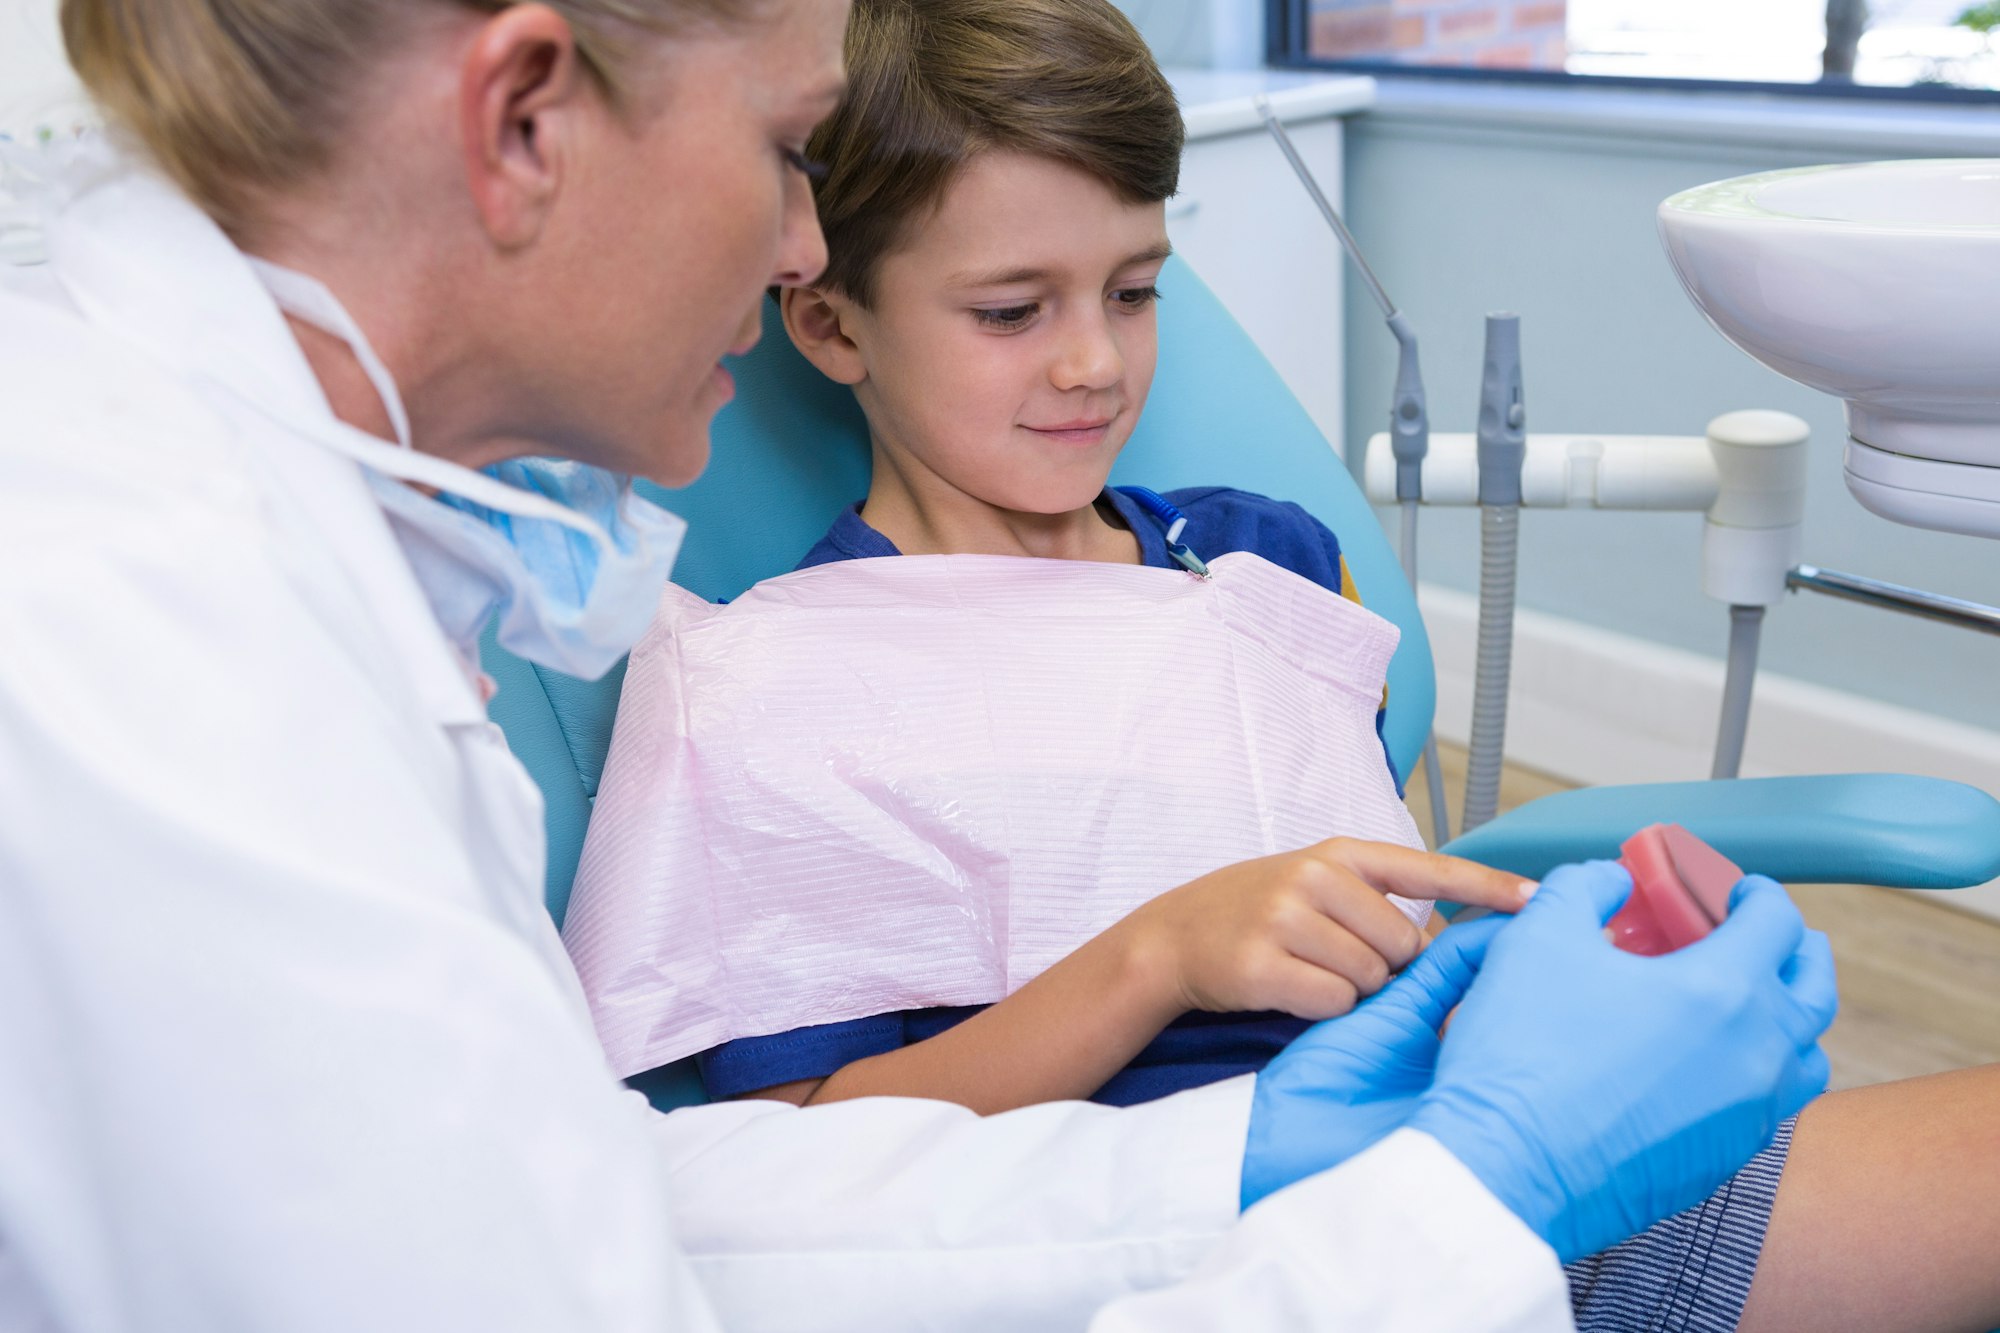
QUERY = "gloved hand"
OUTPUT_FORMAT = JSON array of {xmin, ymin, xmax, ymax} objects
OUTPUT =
[
  {"xmin": 1241, "ymin": 914, "xmax": 1508, "ymax": 1209},
  {"xmin": 1407, "ymin": 861, "xmax": 1837, "ymax": 1263}
]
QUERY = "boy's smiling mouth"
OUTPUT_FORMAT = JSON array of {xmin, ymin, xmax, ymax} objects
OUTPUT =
[{"xmin": 1023, "ymin": 416, "xmax": 1117, "ymax": 444}]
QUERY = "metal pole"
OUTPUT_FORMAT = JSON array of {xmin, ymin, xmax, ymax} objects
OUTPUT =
[
  {"xmin": 1787, "ymin": 566, "xmax": 2000, "ymax": 636},
  {"xmin": 1253, "ymin": 96, "xmax": 1398, "ymax": 321}
]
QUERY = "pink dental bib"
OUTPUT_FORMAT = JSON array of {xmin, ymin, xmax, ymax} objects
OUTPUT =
[{"xmin": 562, "ymin": 551, "xmax": 1428, "ymax": 1078}]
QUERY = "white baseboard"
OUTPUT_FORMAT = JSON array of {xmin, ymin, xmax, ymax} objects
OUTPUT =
[{"xmin": 1418, "ymin": 583, "xmax": 2000, "ymax": 923}]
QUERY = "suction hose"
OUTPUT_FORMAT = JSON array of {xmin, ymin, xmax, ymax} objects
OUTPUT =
[
  {"xmin": 1401, "ymin": 499, "xmax": 1453, "ymax": 846},
  {"xmin": 1700, "ymin": 410, "xmax": 1809, "ymax": 781},
  {"xmin": 1392, "ymin": 496, "xmax": 1456, "ymax": 840},
  {"xmin": 1711, "ymin": 605, "xmax": 1764, "ymax": 780},
  {"xmin": 1461, "ymin": 316, "xmax": 1526, "ymax": 834},
  {"xmin": 1463, "ymin": 508, "xmax": 1520, "ymax": 831}
]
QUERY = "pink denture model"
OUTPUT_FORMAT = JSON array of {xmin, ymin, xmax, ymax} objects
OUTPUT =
[{"xmin": 1607, "ymin": 824, "xmax": 1745, "ymax": 956}]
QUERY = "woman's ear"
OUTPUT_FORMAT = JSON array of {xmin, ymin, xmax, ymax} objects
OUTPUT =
[
  {"xmin": 781, "ymin": 286, "xmax": 869, "ymax": 386},
  {"xmin": 458, "ymin": 5, "xmax": 589, "ymax": 248}
]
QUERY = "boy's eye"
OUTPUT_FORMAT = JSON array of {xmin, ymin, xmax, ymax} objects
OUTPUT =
[
  {"xmin": 1112, "ymin": 284, "xmax": 1162, "ymax": 310},
  {"xmin": 973, "ymin": 303, "xmax": 1038, "ymax": 330},
  {"xmin": 782, "ymin": 147, "xmax": 830, "ymax": 182}
]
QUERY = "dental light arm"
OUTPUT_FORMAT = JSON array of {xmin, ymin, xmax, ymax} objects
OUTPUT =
[
  {"xmin": 1364, "ymin": 412, "xmax": 1811, "ymax": 781},
  {"xmin": 1254, "ymin": 95, "xmax": 1452, "ymax": 845}
]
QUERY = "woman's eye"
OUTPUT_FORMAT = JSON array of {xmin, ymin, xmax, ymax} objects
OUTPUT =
[
  {"xmin": 782, "ymin": 147, "xmax": 829, "ymax": 182},
  {"xmin": 1112, "ymin": 284, "xmax": 1162, "ymax": 310},
  {"xmin": 973, "ymin": 304, "xmax": 1038, "ymax": 330}
]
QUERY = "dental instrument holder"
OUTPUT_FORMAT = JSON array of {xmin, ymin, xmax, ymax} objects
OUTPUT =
[
  {"xmin": 1361, "ymin": 413, "xmax": 1812, "ymax": 785},
  {"xmin": 1254, "ymin": 95, "xmax": 1453, "ymax": 846},
  {"xmin": 1462, "ymin": 316, "xmax": 1526, "ymax": 833}
]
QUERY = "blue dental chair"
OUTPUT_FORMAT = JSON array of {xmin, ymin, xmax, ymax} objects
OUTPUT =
[{"xmin": 483, "ymin": 256, "xmax": 2000, "ymax": 1110}]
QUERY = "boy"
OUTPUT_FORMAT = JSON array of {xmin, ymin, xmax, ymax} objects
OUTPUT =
[{"xmin": 701, "ymin": 0, "xmax": 1442, "ymax": 1112}]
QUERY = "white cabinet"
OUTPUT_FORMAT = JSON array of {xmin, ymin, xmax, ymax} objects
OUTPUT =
[{"xmin": 1165, "ymin": 71, "xmax": 1375, "ymax": 462}]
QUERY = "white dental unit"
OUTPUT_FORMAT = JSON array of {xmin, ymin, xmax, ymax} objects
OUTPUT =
[
  {"xmin": 1313, "ymin": 154, "xmax": 2000, "ymax": 834},
  {"xmin": 1168, "ymin": 83, "xmax": 2000, "ymax": 844}
]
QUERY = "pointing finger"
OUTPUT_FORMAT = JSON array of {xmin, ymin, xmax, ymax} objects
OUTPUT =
[{"xmin": 1310, "ymin": 840, "xmax": 1536, "ymax": 915}]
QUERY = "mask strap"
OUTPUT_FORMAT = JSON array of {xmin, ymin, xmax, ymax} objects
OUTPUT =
[
  {"xmin": 241, "ymin": 257, "xmax": 614, "ymax": 544},
  {"xmin": 225, "ymin": 381, "xmax": 619, "ymax": 545},
  {"xmin": 247, "ymin": 257, "xmax": 413, "ymax": 452}
]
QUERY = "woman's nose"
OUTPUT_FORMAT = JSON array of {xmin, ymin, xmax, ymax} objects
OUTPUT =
[{"xmin": 770, "ymin": 175, "xmax": 829, "ymax": 289}]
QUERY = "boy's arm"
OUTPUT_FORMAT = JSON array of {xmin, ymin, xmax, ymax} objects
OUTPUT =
[
  {"xmin": 751, "ymin": 910, "xmax": 1181, "ymax": 1111},
  {"xmin": 749, "ymin": 841, "xmax": 1531, "ymax": 1112}
]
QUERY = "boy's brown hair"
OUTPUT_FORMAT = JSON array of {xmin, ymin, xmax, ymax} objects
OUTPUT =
[{"xmin": 805, "ymin": 0, "xmax": 1183, "ymax": 306}]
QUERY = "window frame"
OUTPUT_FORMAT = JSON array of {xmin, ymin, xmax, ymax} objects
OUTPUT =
[{"xmin": 1264, "ymin": 0, "xmax": 2000, "ymax": 105}]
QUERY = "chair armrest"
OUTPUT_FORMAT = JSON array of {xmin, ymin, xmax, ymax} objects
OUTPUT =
[
  {"xmin": 481, "ymin": 627, "xmax": 596, "ymax": 926},
  {"xmin": 1441, "ymin": 774, "xmax": 2000, "ymax": 889},
  {"xmin": 626, "ymin": 1058, "xmax": 709, "ymax": 1112}
]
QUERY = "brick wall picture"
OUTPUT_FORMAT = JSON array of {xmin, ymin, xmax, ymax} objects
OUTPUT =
[{"xmin": 1309, "ymin": 0, "xmax": 1568, "ymax": 70}]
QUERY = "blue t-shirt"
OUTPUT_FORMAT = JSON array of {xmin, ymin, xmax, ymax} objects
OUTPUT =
[{"xmin": 694, "ymin": 486, "xmax": 1393, "ymax": 1105}]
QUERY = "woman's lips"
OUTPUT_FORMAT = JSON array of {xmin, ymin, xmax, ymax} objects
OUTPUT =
[{"xmin": 708, "ymin": 329, "xmax": 759, "ymax": 401}]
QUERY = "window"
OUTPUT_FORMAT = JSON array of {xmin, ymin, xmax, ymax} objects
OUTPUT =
[{"xmin": 1268, "ymin": 0, "xmax": 2000, "ymax": 99}]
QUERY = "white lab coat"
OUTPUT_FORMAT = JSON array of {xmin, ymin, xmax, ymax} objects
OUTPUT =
[{"xmin": 0, "ymin": 153, "xmax": 1573, "ymax": 1332}]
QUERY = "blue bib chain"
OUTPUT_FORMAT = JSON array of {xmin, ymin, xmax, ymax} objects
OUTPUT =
[{"xmin": 1113, "ymin": 486, "xmax": 1212, "ymax": 578}]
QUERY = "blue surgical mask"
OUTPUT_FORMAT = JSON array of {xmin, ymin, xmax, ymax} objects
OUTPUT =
[{"xmin": 246, "ymin": 259, "xmax": 687, "ymax": 681}]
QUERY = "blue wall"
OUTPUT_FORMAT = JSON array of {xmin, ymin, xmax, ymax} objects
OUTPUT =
[{"xmin": 1340, "ymin": 87, "xmax": 2000, "ymax": 730}]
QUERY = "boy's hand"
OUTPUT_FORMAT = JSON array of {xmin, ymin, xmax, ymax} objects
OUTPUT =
[{"xmin": 1125, "ymin": 840, "xmax": 1536, "ymax": 1021}]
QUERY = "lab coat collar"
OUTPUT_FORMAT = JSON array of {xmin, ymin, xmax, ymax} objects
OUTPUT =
[
  {"xmin": 42, "ymin": 153, "xmax": 494, "ymax": 727},
  {"xmin": 44, "ymin": 153, "xmax": 329, "ymax": 430}
]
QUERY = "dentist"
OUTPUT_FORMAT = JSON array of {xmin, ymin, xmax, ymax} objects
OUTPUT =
[{"xmin": 0, "ymin": 1, "xmax": 1833, "ymax": 1330}]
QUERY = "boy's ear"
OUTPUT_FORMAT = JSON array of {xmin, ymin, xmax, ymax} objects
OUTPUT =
[{"xmin": 781, "ymin": 285, "xmax": 869, "ymax": 386}]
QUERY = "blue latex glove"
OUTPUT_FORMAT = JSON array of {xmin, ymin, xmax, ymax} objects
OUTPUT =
[
  {"xmin": 1241, "ymin": 914, "xmax": 1508, "ymax": 1209},
  {"xmin": 1408, "ymin": 861, "xmax": 1837, "ymax": 1263}
]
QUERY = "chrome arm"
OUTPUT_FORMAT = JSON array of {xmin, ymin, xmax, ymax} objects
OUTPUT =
[{"xmin": 1787, "ymin": 565, "xmax": 2000, "ymax": 637}]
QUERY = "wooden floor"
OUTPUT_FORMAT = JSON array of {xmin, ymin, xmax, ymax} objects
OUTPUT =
[{"xmin": 1407, "ymin": 742, "xmax": 2000, "ymax": 1092}]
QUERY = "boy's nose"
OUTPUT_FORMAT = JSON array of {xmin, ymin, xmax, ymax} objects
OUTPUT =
[{"xmin": 1051, "ymin": 314, "xmax": 1123, "ymax": 392}]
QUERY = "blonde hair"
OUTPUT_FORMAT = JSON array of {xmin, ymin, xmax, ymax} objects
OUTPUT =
[
  {"xmin": 61, "ymin": 0, "xmax": 756, "ymax": 234},
  {"xmin": 807, "ymin": 0, "xmax": 1182, "ymax": 307}
]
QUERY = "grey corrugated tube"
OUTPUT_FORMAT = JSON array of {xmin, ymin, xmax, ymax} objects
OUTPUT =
[
  {"xmin": 1461, "ymin": 315, "xmax": 1525, "ymax": 834},
  {"xmin": 1461, "ymin": 505, "xmax": 1518, "ymax": 832}
]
